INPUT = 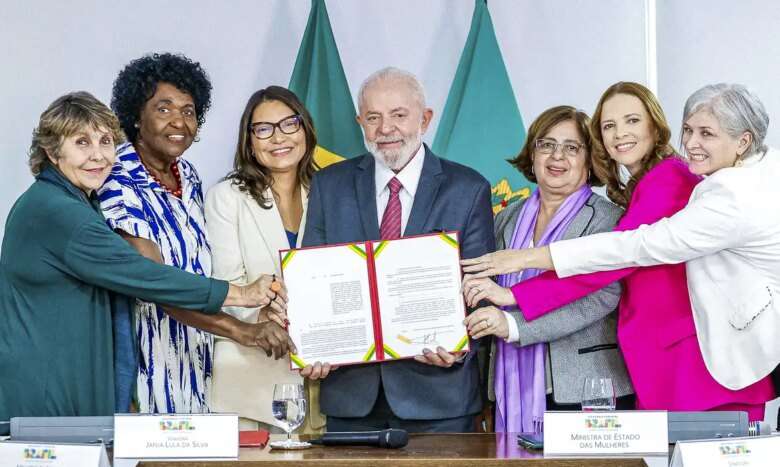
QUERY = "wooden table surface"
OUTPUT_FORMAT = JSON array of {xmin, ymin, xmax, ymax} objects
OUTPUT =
[{"xmin": 138, "ymin": 433, "xmax": 655, "ymax": 466}]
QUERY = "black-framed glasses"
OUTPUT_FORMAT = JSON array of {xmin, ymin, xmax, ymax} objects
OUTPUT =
[
  {"xmin": 249, "ymin": 115, "xmax": 302, "ymax": 140},
  {"xmin": 534, "ymin": 138, "xmax": 584, "ymax": 157}
]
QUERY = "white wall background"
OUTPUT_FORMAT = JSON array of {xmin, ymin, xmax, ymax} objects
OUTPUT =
[
  {"xmin": 0, "ymin": 0, "xmax": 648, "ymax": 235},
  {"xmin": 657, "ymin": 0, "xmax": 780, "ymax": 148},
  {"xmin": 1, "ymin": 0, "xmax": 778, "ymax": 425}
]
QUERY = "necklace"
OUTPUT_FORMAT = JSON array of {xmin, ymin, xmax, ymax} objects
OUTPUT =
[{"xmin": 146, "ymin": 160, "xmax": 183, "ymax": 198}]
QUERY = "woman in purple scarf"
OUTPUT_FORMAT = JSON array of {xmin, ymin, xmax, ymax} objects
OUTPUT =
[{"xmin": 464, "ymin": 106, "xmax": 635, "ymax": 432}]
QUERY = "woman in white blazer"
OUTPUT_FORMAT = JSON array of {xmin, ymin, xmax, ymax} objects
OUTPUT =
[
  {"xmin": 205, "ymin": 86, "xmax": 325, "ymax": 433},
  {"xmin": 463, "ymin": 84, "xmax": 779, "ymax": 399}
]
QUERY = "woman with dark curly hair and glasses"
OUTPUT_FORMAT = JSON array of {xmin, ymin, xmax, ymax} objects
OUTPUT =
[
  {"xmin": 97, "ymin": 53, "xmax": 292, "ymax": 414},
  {"xmin": 204, "ymin": 86, "xmax": 325, "ymax": 433}
]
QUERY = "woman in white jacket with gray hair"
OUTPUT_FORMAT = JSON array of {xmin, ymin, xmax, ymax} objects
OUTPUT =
[{"xmin": 462, "ymin": 83, "xmax": 779, "ymax": 404}]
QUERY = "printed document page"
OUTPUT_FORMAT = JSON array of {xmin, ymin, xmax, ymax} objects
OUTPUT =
[
  {"xmin": 282, "ymin": 244, "xmax": 375, "ymax": 366},
  {"xmin": 372, "ymin": 233, "xmax": 469, "ymax": 358}
]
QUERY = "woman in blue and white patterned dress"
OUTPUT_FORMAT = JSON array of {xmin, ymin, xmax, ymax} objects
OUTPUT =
[
  {"xmin": 98, "ymin": 53, "xmax": 215, "ymax": 413},
  {"xmin": 98, "ymin": 53, "xmax": 290, "ymax": 413}
]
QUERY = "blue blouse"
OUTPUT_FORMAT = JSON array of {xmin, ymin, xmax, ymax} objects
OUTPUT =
[{"xmin": 286, "ymin": 230, "xmax": 299, "ymax": 249}]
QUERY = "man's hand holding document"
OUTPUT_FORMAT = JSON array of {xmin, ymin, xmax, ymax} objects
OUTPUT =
[{"xmin": 280, "ymin": 232, "xmax": 469, "ymax": 369}]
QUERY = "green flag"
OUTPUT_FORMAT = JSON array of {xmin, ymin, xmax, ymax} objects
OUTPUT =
[
  {"xmin": 433, "ymin": 0, "xmax": 531, "ymax": 214},
  {"xmin": 289, "ymin": 0, "xmax": 365, "ymax": 168}
]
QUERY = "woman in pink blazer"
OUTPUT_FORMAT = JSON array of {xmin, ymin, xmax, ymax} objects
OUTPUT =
[{"xmin": 463, "ymin": 82, "xmax": 774, "ymax": 419}]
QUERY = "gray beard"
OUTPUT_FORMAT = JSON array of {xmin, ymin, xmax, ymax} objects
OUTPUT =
[{"xmin": 365, "ymin": 131, "xmax": 422, "ymax": 171}]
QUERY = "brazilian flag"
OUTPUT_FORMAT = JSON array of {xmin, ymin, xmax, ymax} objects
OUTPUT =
[
  {"xmin": 433, "ymin": 0, "xmax": 532, "ymax": 214},
  {"xmin": 289, "ymin": 0, "xmax": 365, "ymax": 168}
]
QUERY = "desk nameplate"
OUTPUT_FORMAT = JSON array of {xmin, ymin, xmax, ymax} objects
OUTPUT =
[
  {"xmin": 671, "ymin": 434, "xmax": 780, "ymax": 466},
  {"xmin": 0, "ymin": 440, "xmax": 109, "ymax": 467},
  {"xmin": 544, "ymin": 410, "xmax": 668, "ymax": 456},
  {"xmin": 113, "ymin": 413, "xmax": 238, "ymax": 459}
]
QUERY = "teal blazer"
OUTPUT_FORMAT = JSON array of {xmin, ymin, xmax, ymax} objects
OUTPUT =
[{"xmin": 0, "ymin": 165, "xmax": 228, "ymax": 420}]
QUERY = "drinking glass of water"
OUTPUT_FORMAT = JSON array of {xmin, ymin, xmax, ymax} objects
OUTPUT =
[
  {"xmin": 581, "ymin": 377, "xmax": 616, "ymax": 411},
  {"xmin": 269, "ymin": 383, "xmax": 311, "ymax": 449}
]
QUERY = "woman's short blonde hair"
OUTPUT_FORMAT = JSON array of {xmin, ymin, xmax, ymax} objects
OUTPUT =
[{"xmin": 29, "ymin": 91, "xmax": 125, "ymax": 175}]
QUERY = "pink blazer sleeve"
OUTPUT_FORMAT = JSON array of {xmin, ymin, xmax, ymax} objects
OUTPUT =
[{"xmin": 515, "ymin": 159, "xmax": 700, "ymax": 321}]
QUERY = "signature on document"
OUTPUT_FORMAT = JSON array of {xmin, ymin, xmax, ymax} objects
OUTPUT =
[{"xmin": 397, "ymin": 331, "xmax": 439, "ymax": 346}]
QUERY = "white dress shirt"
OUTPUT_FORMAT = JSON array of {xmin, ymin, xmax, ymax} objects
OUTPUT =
[
  {"xmin": 505, "ymin": 312, "xmax": 521, "ymax": 343},
  {"xmin": 375, "ymin": 144, "xmax": 426, "ymax": 234}
]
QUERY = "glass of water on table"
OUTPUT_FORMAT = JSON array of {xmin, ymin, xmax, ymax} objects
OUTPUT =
[
  {"xmin": 269, "ymin": 383, "xmax": 311, "ymax": 449},
  {"xmin": 581, "ymin": 377, "xmax": 616, "ymax": 411}
]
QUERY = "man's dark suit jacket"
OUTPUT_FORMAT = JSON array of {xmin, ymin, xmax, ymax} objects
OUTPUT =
[{"xmin": 302, "ymin": 145, "xmax": 495, "ymax": 421}]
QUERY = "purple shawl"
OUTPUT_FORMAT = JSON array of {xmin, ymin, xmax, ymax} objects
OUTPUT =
[{"xmin": 494, "ymin": 184, "xmax": 592, "ymax": 432}]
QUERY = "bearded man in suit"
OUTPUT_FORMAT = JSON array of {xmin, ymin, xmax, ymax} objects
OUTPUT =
[{"xmin": 301, "ymin": 67, "xmax": 495, "ymax": 432}]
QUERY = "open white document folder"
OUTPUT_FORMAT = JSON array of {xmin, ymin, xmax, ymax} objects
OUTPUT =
[{"xmin": 281, "ymin": 232, "xmax": 469, "ymax": 368}]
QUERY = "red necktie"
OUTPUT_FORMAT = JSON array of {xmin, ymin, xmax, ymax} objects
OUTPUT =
[{"xmin": 379, "ymin": 177, "xmax": 403, "ymax": 240}]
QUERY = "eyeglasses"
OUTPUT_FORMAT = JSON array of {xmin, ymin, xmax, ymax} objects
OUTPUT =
[
  {"xmin": 534, "ymin": 138, "xmax": 584, "ymax": 157},
  {"xmin": 249, "ymin": 115, "xmax": 302, "ymax": 140}
]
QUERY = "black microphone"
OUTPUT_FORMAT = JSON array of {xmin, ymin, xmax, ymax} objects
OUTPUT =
[{"xmin": 309, "ymin": 428, "xmax": 409, "ymax": 448}]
